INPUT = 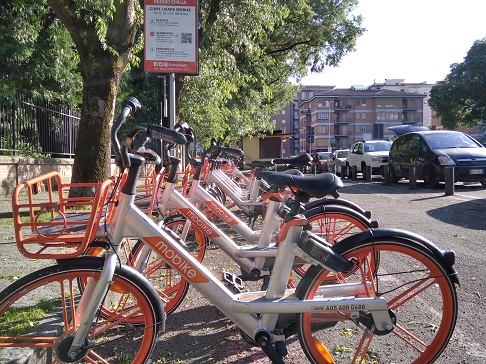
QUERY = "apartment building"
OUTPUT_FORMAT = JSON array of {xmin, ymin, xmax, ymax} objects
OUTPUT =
[
  {"xmin": 376, "ymin": 79, "xmax": 436, "ymax": 128},
  {"xmin": 271, "ymin": 86, "xmax": 334, "ymax": 156},
  {"xmin": 269, "ymin": 80, "xmax": 485, "ymax": 156},
  {"xmin": 298, "ymin": 85, "xmax": 426, "ymax": 153}
]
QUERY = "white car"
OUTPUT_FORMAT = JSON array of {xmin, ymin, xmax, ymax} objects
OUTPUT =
[
  {"xmin": 327, "ymin": 149, "xmax": 349, "ymax": 176},
  {"xmin": 346, "ymin": 140, "xmax": 392, "ymax": 179}
]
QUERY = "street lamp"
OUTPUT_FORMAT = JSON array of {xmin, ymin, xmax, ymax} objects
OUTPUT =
[{"xmin": 326, "ymin": 101, "xmax": 331, "ymax": 152}]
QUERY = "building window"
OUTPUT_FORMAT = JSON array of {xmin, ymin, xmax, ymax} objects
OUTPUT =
[
  {"xmin": 309, "ymin": 91, "xmax": 314, "ymax": 98},
  {"xmin": 281, "ymin": 120, "xmax": 286, "ymax": 124},
  {"xmin": 361, "ymin": 126, "xmax": 367, "ymax": 132},
  {"xmin": 281, "ymin": 109, "xmax": 286, "ymax": 115},
  {"xmin": 317, "ymin": 112, "xmax": 330, "ymax": 120},
  {"xmin": 376, "ymin": 99, "xmax": 400, "ymax": 108},
  {"xmin": 272, "ymin": 120, "xmax": 277, "ymax": 124},
  {"xmin": 301, "ymin": 91, "xmax": 306, "ymax": 100}
]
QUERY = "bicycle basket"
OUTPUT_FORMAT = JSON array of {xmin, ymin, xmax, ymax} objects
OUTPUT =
[{"xmin": 12, "ymin": 171, "xmax": 118, "ymax": 259}]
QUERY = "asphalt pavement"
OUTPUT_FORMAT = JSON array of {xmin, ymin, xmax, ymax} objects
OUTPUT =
[
  {"xmin": 0, "ymin": 176, "xmax": 485, "ymax": 363},
  {"xmin": 336, "ymin": 177, "xmax": 486, "ymax": 364}
]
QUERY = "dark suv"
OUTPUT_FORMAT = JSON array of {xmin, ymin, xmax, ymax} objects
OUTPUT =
[{"xmin": 389, "ymin": 130, "xmax": 486, "ymax": 188}]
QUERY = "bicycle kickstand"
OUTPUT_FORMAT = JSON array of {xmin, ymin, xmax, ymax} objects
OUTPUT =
[{"xmin": 256, "ymin": 333, "xmax": 287, "ymax": 364}]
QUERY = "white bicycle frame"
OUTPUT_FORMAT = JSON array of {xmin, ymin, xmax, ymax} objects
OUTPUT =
[
  {"xmin": 155, "ymin": 170, "xmax": 285, "ymax": 273},
  {"xmin": 206, "ymin": 163, "xmax": 265, "ymax": 214},
  {"xmin": 69, "ymin": 183, "xmax": 392, "ymax": 356}
]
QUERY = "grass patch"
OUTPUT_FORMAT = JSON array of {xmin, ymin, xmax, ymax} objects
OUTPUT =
[
  {"xmin": 0, "ymin": 216, "xmax": 13, "ymax": 225},
  {"xmin": 0, "ymin": 274, "xmax": 19, "ymax": 280},
  {"xmin": 0, "ymin": 299, "xmax": 57, "ymax": 337}
]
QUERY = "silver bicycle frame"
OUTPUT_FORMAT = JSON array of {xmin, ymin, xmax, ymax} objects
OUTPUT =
[{"xmin": 69, "ymin": 189, "xmax": 393, "ymax": 356}]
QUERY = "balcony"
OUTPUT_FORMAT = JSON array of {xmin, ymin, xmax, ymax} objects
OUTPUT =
[
  {"xmin": 335, "ymin": 118, "xmax": 352, "ymax": 124},
  {"xmin": 334, "ymin": 105, "xmax": 352, "ymax": 112},
  {"xmin": 300, "ymin": 108, "xmax": 311, "ymax": 114}
]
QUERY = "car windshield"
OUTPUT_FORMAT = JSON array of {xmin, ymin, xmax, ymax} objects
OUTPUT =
[
  {"xmin": 364, "ymin": 142, "xmax": 392, "ymax": 152},
  {"xmin": 424, "ymin": 133, "xmax": 480, "ymax": 149},
  {"xmin": 318, "ymin": 153, "xmax": 331, "ymax": 159},
  {"xmin": 337, "ymin": 151, "xmax": 348, "ymax": 158}
]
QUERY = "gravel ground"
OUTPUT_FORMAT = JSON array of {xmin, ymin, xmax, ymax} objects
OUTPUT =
[{"xmin": 1, "ymin": 177, "xmax": 484, "ymax": 363}]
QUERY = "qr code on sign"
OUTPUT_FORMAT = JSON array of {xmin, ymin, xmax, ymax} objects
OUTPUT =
[{"xmin": 181, "ymin": 33, "xmax": 192, "ymax": 44}]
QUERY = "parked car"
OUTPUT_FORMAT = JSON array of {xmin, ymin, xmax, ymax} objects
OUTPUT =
[
  {"xmin": 327, "ymin": 149, "xmax": 349, "ymax": 176},
  {"xmin": 389, "ymin": 130, "xmax": 486, "ymax": 188},
  {"xmin": 316, "ymin": 151, "xmax": 332, "ymax": 173},
  {"xmin": 346, "ymin": 140, "xmax": 392, "ymax": 179},
  {"xmin": 389, "ymin": 125, "xmax": 427, "ymax": 136}
]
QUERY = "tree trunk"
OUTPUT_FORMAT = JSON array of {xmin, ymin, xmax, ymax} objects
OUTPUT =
[
  {"xmin": 46, "ymin": 0, "xmax": 140, "ymax": 196},
  {"xmin": 70, "ymin": 76, "xmax": 117, "ymax": 196}
]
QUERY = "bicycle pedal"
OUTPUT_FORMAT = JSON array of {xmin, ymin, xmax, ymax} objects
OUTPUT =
[{"xmin": 223, "ymin": 272, "xmax": 244, "ymax": 293}]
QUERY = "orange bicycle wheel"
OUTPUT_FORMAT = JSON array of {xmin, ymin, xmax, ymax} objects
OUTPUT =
[
  {"xmin": 0, "ymin": 257, "xmax": 163, "ymax": 363},
  {"xmin": 295, "ymin": 236, "xmax": 458, "ymax": 364}
]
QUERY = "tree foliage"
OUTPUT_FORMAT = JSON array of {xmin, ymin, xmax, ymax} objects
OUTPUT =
[
  {"xmin": 2, "ymin": 0, "xmax": 364, "ymax": 185},
  {"xmin": 175, "ymin": 0, "xmax": 364, "ymax": 145},
  {"xmin": 429, "ymin": 38, "xmax": 486, "ymax": 130},
  {"xmin": 0, "ymin": 0, "xmax": 81, "ymax": 104}
]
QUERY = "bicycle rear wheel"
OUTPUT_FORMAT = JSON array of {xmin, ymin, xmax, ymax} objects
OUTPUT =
[
  {"xmin": 295, "ymin": 235, "xmax": 458, "ymax": 363},
  {"xmin": 288, "ymin": 205, "xmax": 373, "ymax": 287},
  {"xmin": 0, "ymin": 257, "xmax": 163, "ymax": 363}
]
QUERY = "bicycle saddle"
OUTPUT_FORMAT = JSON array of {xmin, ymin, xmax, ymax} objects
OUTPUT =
[
  {"xmin": 273, "ymin": 153, "xmax": 312, "ymax": 167},
  {"xmin": 249, "ymin": 160, "xmax": 274, "ymax": 168},
  {"xmin": 258, "ymin": 172, "xmax": 343, "ymax": 198}
]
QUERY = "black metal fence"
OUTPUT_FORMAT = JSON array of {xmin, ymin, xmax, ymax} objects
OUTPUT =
[{"xmin": 0, "ymin": 96, "xmax": 80, "ymax": 158}]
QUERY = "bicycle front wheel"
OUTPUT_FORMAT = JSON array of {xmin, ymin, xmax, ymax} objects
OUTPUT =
[
  {"xmin": 0, "ymin": 257, "xmax": 164, "ymax": 363},
  {"xmin": 295, "ymin": 235, "xmax": 458, "ymax": 364}
]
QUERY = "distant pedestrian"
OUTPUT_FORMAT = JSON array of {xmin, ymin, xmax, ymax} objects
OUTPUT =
[{"xmin": 312, "ymin": 153, "xmax": 319, "ymax": 174}]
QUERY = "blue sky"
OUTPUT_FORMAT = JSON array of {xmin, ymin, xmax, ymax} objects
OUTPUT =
[{"xmin": 300, "ymin": 0, "xmax": 486, "ymax": 87}]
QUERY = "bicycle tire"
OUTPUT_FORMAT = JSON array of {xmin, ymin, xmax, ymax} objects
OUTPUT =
[
  {"xmin": 287, "ymin": 205, "xmax": 374, "ymax": 286},
  {"xmin": 295, "ymin": 233, "xmax": 458, "ymax": 364},
  {"xmin": 0, "ymin": 256, "xmax": 164, "ymax": 364}
]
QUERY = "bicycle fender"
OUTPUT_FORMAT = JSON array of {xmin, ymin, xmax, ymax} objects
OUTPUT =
[{"xmin": 331, "ymin": 228, "xmax": 460, "ymax": 286}]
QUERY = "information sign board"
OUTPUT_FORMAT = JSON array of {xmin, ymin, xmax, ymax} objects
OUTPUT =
[{"xmin": 144, "ymin": 0, "xmax": 198, "ymax": 74}]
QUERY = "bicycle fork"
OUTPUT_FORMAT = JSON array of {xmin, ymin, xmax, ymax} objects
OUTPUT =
[{"xmin": 67, "ymin": 253, "xmax": 118, "ymax": 360}]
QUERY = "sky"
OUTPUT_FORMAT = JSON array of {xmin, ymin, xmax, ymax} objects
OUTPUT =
[{"xmin": 300, "ymin": 0, "xmax": 486, "ymax": 88}]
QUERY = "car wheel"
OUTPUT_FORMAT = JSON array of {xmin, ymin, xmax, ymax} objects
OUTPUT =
[
  {"xmin": 389, "ymin": 165, "xmax": 399, "ymax": 184},
  {"xmin": 361, "ymin": 162, "xmax": 367, "ymax": 180},
  {"xmin": 481, "ymin": 181, "xmax": 486, "ymax": 187},
  {"xmin": 423, "ymin": 165, "xmax": 440, "ymax": 188}
]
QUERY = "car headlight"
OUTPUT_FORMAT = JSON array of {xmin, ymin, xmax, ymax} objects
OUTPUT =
[
  {"xmin": 371, "ymin": 156, "xmax": 383, "ymax": 163},
  {"xmin": 438, "ymin": 155, "xmax": 456, "ymax": 166}
]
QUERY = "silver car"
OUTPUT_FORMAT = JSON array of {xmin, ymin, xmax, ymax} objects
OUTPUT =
[{"xmin": 327, "ymin": 149, "xmax": 349, "ymax": 176}]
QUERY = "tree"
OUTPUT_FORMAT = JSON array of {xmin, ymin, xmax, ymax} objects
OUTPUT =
[
  {"xmin": 45, "ymin": 0, "xmax": 142, "ymax": 192},
  {"xmin": 0, "ymin": 0, "xmax": 81, "ymax": 104},
  {"xmin": 3, "ymin": 0, "xmax": 363, "ymax": 188},
  {"xmin": 429, "ymin": 38, "xmax": 486, "ymax": 130},
  {"xmin": 176, "ymin": 0, "xmax": 364, "ymax": 146}
]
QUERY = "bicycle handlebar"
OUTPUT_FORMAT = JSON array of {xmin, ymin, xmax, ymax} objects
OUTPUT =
[
  {"xmin": 112, "ymin": 98, "xmax": 187, "ymax": 168},
  {"xmin": 112, "ymin": 97, "xmax": 142, "ymax": 167},
  {"xmin": 203, "ymin": 145, "xmax": 244, "ymax": 160},
  {"xmin": 121, "ymin": 124, "xmax": 186, "ymax": 168}
]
